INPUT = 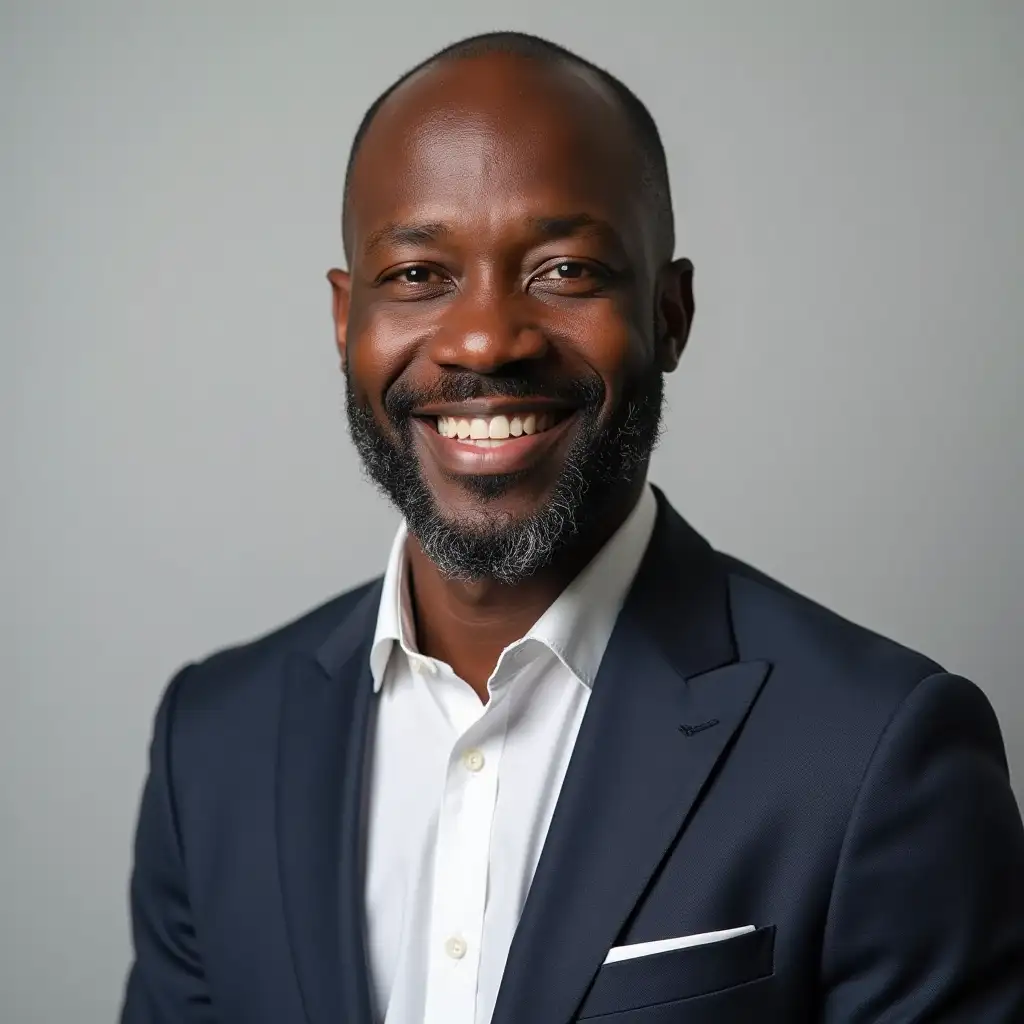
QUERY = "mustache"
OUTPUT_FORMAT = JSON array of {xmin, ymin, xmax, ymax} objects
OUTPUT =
[{"xmin": 384, "ymin": 371, "xmax": 604, "ymax": 421}]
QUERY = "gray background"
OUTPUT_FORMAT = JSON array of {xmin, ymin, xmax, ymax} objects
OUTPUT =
[{"xmin": 3, "ymin": 1, "xmax": 1021, "ymax": 1020}]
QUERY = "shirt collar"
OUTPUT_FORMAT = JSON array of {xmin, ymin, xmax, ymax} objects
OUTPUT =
[
  {"xmin": 369, "ymin": 524, "xmax": 414, "ymax": 690},
  {"xmin": 369, "ymin": 482, "xmax": 658, "ymax": 691}
]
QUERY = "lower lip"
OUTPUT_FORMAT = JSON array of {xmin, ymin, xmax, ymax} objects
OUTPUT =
[{"xmin": 413, "ymin": 414, "xmax": 578, "ymax": 476}]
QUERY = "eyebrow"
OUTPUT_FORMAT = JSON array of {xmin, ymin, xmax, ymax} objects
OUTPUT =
[
  {"xmin": 361, "ymin": 213, "xmax": 626, "ymax": 257},
  {"xmin": 527, "ymin": 213, "xmax": 628, "ymax": 254},
  {"xmin": 527, "ymin": 213, "xmax": 604, "ymax": 237},
  {"xmin": 363, "ymin": 221, "xmax": 449, "ymax": 256}
]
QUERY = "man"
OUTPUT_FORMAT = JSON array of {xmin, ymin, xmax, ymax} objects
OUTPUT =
[{"xmin": 121, "ymin": 31, "xmax": 1024, "ymax": 1024}]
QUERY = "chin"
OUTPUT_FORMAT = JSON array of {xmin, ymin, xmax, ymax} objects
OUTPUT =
[{"xmin": 430, "ymin": 472, "xmax": 556, "ymax": 519}]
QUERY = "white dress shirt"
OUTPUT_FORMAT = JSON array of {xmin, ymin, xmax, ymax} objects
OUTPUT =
[{"xmin": 364, "ymin": 484, "xmax": 658, "ymax": 1024}]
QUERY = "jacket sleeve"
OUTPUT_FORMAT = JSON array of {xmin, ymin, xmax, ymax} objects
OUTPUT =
[
  {"xmin": 820, "ymin": 671, "xmax": 1024, "ymax": 1022},
  {"xmin": 120, "ymin": 667, "xmax": 217, "ymax": 1023}
]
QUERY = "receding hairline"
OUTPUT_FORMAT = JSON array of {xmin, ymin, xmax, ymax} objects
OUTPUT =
[{"xmin": 341, "ymin": 32, "xmax": 675, "ymax": 263}]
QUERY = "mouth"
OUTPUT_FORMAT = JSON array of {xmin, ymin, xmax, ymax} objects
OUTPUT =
[
  {"xmin": 411, "ymin": 403, "xmax": 580, "ymax": 476},
  {"xmin": 434, "ymin": 408, "xmax": 569, "ymax": 446}
]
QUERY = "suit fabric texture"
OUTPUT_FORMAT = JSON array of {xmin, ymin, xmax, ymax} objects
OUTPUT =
[{"xmin": 121, "ymin": 490, "xmax": 1024, "ymax": 1023}]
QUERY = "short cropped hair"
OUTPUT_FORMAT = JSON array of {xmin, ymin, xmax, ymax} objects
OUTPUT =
[{"xmin": 341, "ymin": 30, "xmax": 675, "ymax": 261}]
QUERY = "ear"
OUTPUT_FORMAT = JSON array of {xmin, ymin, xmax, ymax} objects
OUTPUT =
[
  {"xmin": 654, "ymin": 258, "xmax": 695, "ymax": 372},
  {"xmin": 326, "ymin": 268, "xmax": 352, "ymax": 365}
]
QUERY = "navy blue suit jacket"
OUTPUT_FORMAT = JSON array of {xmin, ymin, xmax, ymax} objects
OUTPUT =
[{"xmin": 121, "ymin": 492, "xmax": 1024, "ymax": 1022}]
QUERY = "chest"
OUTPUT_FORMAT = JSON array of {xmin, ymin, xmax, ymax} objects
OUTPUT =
[{"xmin": 363, "ymin": 655, "xmax": 591, "ymax": 1023}]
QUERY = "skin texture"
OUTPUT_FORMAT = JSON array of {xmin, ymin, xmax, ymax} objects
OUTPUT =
[{"xmin": 329, "ymin": 53, "xmax": 694, "ymax": 695}]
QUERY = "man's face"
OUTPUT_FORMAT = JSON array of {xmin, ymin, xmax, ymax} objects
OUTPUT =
[{"xmin": 333, "ymin": 55, "xmax": 690, "ymax": 583}]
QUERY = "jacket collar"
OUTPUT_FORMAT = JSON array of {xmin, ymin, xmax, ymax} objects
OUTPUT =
[{"xmin": 279, "ymin": 489, "xmax": 769, "ymax": 1024}]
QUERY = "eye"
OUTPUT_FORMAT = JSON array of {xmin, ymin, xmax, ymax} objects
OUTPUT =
[
  {"xmin": 537, "ymin": 261, "xmax": 592, "ymax": 281},
  {"xmin": 377, "ymin": 263, "xmax": 453, "ymax": 300},
  {"xmin": 530, "ymin": 259, "xmax": 615, "ymax": 296},
  {"xmin": 385, "ymin": 265, "xmax": 444, "ymax": 285}
]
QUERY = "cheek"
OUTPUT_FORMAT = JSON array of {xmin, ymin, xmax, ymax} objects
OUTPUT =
[
  {"xmin": 559, "ymin": 303, "xmax": 648, "ymax": 411},
  {"xmin": 345, "ymin": 307, "xmax": 424, "ymax": 408}
]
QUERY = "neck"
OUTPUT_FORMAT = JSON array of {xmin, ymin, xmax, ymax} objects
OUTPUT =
[{"xmin": 406, "ymin": 478, "xmax": 646, "ymax": 700}]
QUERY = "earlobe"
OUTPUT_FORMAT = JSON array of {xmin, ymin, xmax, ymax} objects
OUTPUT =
[
  {"xmin": 663, "ymin": 315, "xmax": 689, "ymax": 371},
  {"xmin": 656, "ymin": 258, "xmax": 695, "ymax": 372},
  {"xmin": 326, "ymin": 268, "xmax": 352, "ymax": 364}
]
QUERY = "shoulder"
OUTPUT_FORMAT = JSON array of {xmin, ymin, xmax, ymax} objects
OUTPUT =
[
  {"xmin": 712, "ymin": 552, "xmax": 1013, "ymax": 831},
  {"xmin": 165, "ymin": 577, "xmax": 381, "ymax": 721},
  {"xmin": 722, "ymin": 553, "xmax": 941, "ymax": 673},
  {"xmin": 717, "ymin": 551, "xmax": 958, "ymax": 735}
]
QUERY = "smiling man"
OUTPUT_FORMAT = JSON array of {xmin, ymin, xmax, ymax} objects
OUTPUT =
[{"xmin": 121, "ymin": 31, "xmax": 1024, "ymax": 1024}]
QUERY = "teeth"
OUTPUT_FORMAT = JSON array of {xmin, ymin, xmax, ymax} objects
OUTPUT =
[{"xmin": 436, "ymin": 412, "xmax": 560, "ymax": 443}]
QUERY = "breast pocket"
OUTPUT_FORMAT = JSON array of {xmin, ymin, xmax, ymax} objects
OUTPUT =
[{"xmin": 576, "ymin": 925, "xmax": 776, "ymax": 1020}]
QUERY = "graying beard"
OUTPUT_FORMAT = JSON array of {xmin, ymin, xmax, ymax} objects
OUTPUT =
[
  {"xmin": 403, "ymin": 396, "xmax": 657, "ymax": 585},
  {"xmin": 347, "ymin": 377, "xmax": 662, "ymax": 585},
  {"xmin": 418, "ymin": 514, "xmax": 560, "ymax": 585}
]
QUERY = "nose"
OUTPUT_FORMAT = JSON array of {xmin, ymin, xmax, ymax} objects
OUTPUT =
[{"xmin": 427, "ymin": 290, "xmax": 548, "ymax": 374}]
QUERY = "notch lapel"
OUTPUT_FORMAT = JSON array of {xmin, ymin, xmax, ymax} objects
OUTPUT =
[
  {"xmin": 491, "ymin": 497, "xmax": 772, "ymax": 1024},
  {"xmin": 277, "ymin": 583, "xmax": 381, "ymax": 1024}
]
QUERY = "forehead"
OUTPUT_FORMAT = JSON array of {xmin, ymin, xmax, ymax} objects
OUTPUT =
[{"xmin": 346, "ymin": 55, "xmax": 649, "ymax": 259}]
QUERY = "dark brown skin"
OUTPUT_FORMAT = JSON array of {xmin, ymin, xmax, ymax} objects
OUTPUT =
[{"xmin": 329, "ymin": 54, "xmax": 694, "ymax": 699}]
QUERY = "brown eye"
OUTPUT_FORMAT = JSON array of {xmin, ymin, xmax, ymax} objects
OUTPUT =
[
  {"xmin": 531, "ymin": 259, "xmax": 616, "ymax": 296},
  {"xmin": 378, "ymin": 264, "xmax": 453, "ymax": 299},
  {"xmin": 539, "ymin": 261, "xmax": 589, "ymax": 280},
  {"xmin": 392, "ymin": 266, "xmax": 438, "ymax": 284}
]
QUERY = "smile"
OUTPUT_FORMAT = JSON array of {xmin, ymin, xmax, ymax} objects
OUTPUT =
[
  {"xmin": 413, "ymin": 405, "xmax": 578, "ymax": 475},
  {"xmin": 435, "ymin": 411, "xmax": 563, "ymax": 446}
]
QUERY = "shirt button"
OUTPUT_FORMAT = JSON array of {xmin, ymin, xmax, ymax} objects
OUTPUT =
[
  {"xmin": 462, "ymin": 748, "xmax": 485, "ymax": 773},
  {"xmin": 444, "ymin": 935, "xmax": 467, "ymax": 960},
  {"xmin": 412, "ymin": 657, "xmax": 437, "ymax": 676}
]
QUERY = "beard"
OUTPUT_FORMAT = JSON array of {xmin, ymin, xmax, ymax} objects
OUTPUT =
[{"xmin": 346, "ymin": 361, "xmax": 664, "ymax": 585}]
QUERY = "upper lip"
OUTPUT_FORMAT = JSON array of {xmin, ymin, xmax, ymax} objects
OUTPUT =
[{"xmin": 412, "ymin": 398, "xmax": 575, "ymax": 418}]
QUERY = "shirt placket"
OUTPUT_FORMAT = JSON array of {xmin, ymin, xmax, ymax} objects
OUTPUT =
[{"xmin": 422, "ymin": 693, "xmax": 509, "ymax": 1024}]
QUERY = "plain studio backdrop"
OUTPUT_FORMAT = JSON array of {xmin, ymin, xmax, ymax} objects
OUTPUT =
[{"xmin": 2, "ymin": 2, "xmax": 1022, "ymax": 1020}]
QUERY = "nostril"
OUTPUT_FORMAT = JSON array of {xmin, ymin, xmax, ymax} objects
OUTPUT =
[{"xmin": 430, "ymin": 323, "xmax": 549, "ymax": 372}]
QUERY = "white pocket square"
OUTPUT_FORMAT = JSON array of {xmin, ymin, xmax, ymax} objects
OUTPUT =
[{"xmin": 603, "ymin": 925, "xmax": 756, "ymax": 965}]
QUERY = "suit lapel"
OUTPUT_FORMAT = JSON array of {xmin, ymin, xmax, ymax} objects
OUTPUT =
[
  {"xmin": 491, "ymin": 496, "xmax": 772, "ymax": 1024},
  {"xmin": 277, "ymin": 583, "xmax": 381, "ymax": 1024}
]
